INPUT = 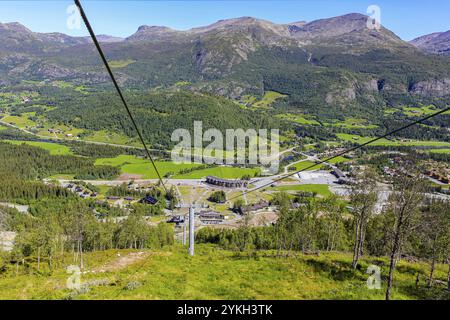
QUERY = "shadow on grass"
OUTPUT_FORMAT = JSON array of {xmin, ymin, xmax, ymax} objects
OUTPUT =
[{"xmin": 304, "ymin": 258, "xmax": 361, "ymax": 282}]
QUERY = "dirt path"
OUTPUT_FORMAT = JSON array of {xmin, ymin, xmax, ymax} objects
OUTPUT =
[{"xmin": 92, "ymin": 251, "xmax": 154, "ymax": 273}]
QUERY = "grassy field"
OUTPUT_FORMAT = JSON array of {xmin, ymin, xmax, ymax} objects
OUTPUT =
[
  {"xmin": 402, "ymin": 105, "xmax": 450, "ymax": 117},
  {"xmin": 337, "ymin": 133, "xmax": 450, "ymax": 147},
  {"xmin": 247, "ymin": 91, "xmax": 287, "ymax": 109},
  {"xmin": 384, "ymin": 105, "xmax": 450, "ymax": 117},
  {"xmin": 276, "ymin": 113, "xmax": 320, "ymax": 125},
  {"xmin": 173, "ymin": 166, "xmax": 260, "ymax": 179},
  {"xmin": 291, "ymin": 160, "xmax": 324, "ymax": 171},
  {"xmin": 322, "ymin": 156, "xmax": 349, "ymax": 164},
  {"xmin": 428, "ymin": 149, "xmax": 450, "ymax": 154},
  {"xmin": 85, "ymin": 130, "xmax": 138, "ymax": 146},
  {"xmin": 95, "ymin": 155, "xmax": 202, "ymax": 179},
  {"xmin": 1, "ymin": 114, "xmax": 36, "ymax": 128},
  {"xmin": 325, "ymin": 118, "xmax": 378, "ymax": 129},
  {"xmin": 0, "ymin": 245, "xmax": 447, "ymax": 300},
  {"xmin": 273, "ymin": 184, "xmax": 332, "ymax": 197},
  {"xmin": 4, "ymin": 140, "xmax": 73, "ymax": 155},
  {"xmin": 109, "ymin": 59, "xmax": 136, "ymax": 69}
]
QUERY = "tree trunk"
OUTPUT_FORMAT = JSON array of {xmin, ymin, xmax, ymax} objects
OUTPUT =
[
  {"xmin": 428, "ymin": 257, "xmax": 436, "ymax": 288},
  {"xmin": 37, "ymin": 247, "xmax": 41, "ymax": 271},
  {"xmin": 359, "ymin": 224, "xmax": 365, "ymax": 257},
  {"xmin": 386, "ymin": 220, "xmax": 402, "ymax": 300},
  {"xmin": 352, "ymin": 220, "xmax": 361, "ymax": 269},
  {"xmin": 78, "ymin": 240, "xmax": 84, "ymax": 270},
  {"xmin": 447, "ymin": 259, "xmax": 450, "ymax": 292}
]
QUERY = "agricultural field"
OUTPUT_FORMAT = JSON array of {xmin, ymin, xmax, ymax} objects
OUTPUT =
[
  {"xmin": 383, "ymin": 105, "xmax": 450, "ymax": 117},
  {"xmin": 324, "ymin": 118, "xmax": 378, "ymax": 129},
  {"xmin": 51, "ymin": 81, "xmax": 90, "ymax": 94},
  {"xmin": 173, "ymin": 165, "xmax": 260, "ymax": 179},
  {"xmin": 0, "ymin": 245, "xmax": 446, "ymax": 300},
  {"xmin": 95, "ymin": 155, "xmax": 203, "ymax": 179},
  {"xmin": 290, "ymin": 160, "xmax": 324, "ymax": 171},
  {"xmin": 0, "ymin": 114, "xmax": 36, "ymax": 128},
  {"xmin": 4, "ymin": 140, "xmax": 73, "ymax": 156},
  {"xmin": 402, "ymin": 105, "xmax": 450, "ymax": 117},
  {"xmin": 84, "ymin": 130, "xmax": 139, "ymax": 147},
  {"xmin": 323, "ymin": 156, "xmax": 349, "ymax": 164},
  {"xmin": 272, "ymin": 184, "xmax": 332, "ymax": 197},
  {"xmin": 243, "ymin": 91, "xmax": 287, "ymax": 109},
  {"xmin": 336, "ymin": 133, "xmax": 450, "ymax": 148},
  {"xmin": 276, "ymin": 113, "xmax": 320, "ymax": 125},
  {"xmin": 428, "ymin": 149, "xmax": 450, "ymax": 154},
  {"xmin": 109, "ymin": 59, "xmax": 136, "ymax": 69}
]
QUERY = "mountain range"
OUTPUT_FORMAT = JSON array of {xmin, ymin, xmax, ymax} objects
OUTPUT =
[
  {"xmin": 1, "ymin": 13, "xmax": 450, "ymax": 118},
  {"xmin": 410, "ymin": 30, "xmax": 450, "ymax": 56}
]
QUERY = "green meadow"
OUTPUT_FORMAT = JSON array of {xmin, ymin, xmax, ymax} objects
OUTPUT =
[
  {"xmin": 4, "ymin": 140, "xmax": 73, "ymax": 155},
  {"xmin": 85, "ymin": 130, "xmax": 139, "ymax": 147},
  {"xmin": 428, "ymin": 149, "xmax": 450, "ymax": 154},
  {"xmin": 337, "ymin": 133, "xmax": 450, "ymax": 147},
  {"xmin": 1, "ymin": 114, "xmax": 36, "ymax": 128},
  {"xmin": 0, "ymin": 245, "xmax": 446, "ymax": 300},
  {"xmin": 291, "ymin": 160, "xmax": 324, "ymax": 171},
  {"xmin": 323, "ymin": 156, "xmax": 349, "ymax": 164},
  {"xmin": 95, "ymin": 155, "xmax": 202, "ymax": 179},
  {"xmin": 246, "ymin": 91, "xmax": 287, "ymax": 109},
  {"xmin": 276, "ymin": 113, "xmax": 320, "ymax": 125},
  {"xmin": 109, "ymin": 59, "xmax": 136, "ymax": 69},
  {"xmin": 325, "ymin": 118, "xmax": 378, "ymax": 129},
  {"xmin": 173, "ymin": 165, "xmax": 260, "ymax": 179},
  {"xmin": 273, "ymin": 184, "xmax": 332, "ymax": 197}
]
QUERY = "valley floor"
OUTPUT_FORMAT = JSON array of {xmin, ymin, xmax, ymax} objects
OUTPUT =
[{"xmin": 0, "ymin": 245, "xmax": 448, "ymax": 300}]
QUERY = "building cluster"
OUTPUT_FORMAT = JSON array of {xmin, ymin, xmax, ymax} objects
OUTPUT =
[
  {"xmin": 64, "ymin": 183, "xmax": 98, "ymax": 199},
  {"xmin": 48, "ymin": 128, "xmax": 77, "ymax": 138},
  {"xmin": 168, "ymin": 210, "xmax": 225, "ymax": 226},
  {"xmin": 239, "ymin": 200, "xmax": 270, "ymax": 214},
  {"xmin": 331, "ymin": 168, "xmax": 352, "ymax": 184},
  {"xmin": 205, "ymin": 176, "xmax": 248, "ymax": 188},
  {"xmin": 198, "ymin": 211, "xmax": 225, "ymax": 225}
]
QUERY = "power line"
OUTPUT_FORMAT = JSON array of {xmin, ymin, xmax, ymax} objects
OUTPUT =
[
  {"xmin": 74, "ymin": 0, "xmax": 167, "ymax": 193},
  {"xmin": 229, "ymin": 105, "xmax": 450, "ymax": 201}
]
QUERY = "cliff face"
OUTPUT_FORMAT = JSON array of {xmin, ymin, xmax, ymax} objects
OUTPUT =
[{"xmin": 410, "ymin": 78, "xmax": 450, "ymax": 97}]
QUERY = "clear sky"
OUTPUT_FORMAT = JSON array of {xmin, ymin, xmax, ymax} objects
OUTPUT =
[{"xmin": 0, "ymin": 0, "xmax": 449, "ymax": 41}]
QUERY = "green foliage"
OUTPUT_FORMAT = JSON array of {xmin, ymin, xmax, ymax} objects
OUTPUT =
[
  {"xmin": 0, "ymin": 141, "xmax": 119, "ymax": 181},
  {"xmin": 208, "ymin": 190, "xmax": 226, "ymax": 203}
]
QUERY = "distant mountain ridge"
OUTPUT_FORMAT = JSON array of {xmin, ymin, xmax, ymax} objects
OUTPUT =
[
  {"xmin": 0, "ymin": 13, "xmax": 450, "ymax": 114},
  {"xmin": 410, "ymin": 30, "xmax": 450, "ymax": 56}
]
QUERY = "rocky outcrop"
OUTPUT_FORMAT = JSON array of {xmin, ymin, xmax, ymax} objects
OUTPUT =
[{"xmin": 410, "ymin": 78, "xmax": 450, "ymax": 97}]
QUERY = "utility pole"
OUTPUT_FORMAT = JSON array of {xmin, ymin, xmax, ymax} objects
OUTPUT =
[{"xmin": 189, "ymin": 206, "xmax": 195, "ymax": 256}]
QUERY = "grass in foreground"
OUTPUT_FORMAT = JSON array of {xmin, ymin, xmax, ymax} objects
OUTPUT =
[{"xmin": 0, "ymin": 245, "xmax": 447, "ymax": 300}]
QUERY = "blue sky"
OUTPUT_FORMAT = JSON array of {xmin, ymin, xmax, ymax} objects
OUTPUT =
[{"xmin": 0, "ymin": 1, "xmax": 449, "ymax": 40}]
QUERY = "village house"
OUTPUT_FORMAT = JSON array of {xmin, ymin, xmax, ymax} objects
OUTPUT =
[
  {"xmin": 198, "ymin": 211, "xmax": 225, "ymax": 225},
  {"xmin": 240, "ymin": 200, "xmax": 270, "ymax": 214},
  {"xmin": 139, "ymin": 195, "xmax": 158, "ymax": 205}
]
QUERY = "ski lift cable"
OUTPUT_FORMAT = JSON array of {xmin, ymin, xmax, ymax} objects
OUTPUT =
[{"xmin": 74, "ymin": 0, "xmax": 167, "ymax": 193}]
